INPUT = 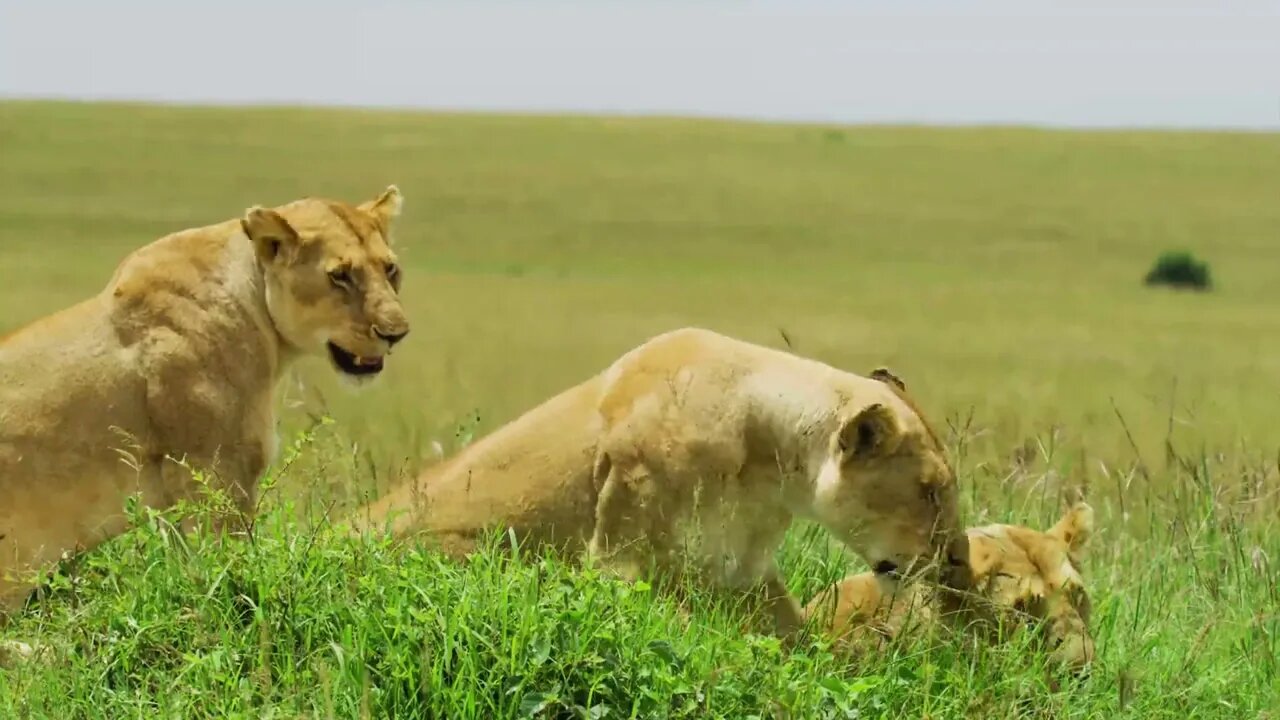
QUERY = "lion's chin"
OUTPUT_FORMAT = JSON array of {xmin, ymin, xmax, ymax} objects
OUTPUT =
[{"xmin": 335, "ymin": 372, "xmax": 381, "ymax": 391}]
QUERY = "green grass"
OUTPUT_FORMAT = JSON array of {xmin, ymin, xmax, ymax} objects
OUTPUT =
[{"xmin": 1, "ymin": 100, "xmax": 1278, "ymax": 717}]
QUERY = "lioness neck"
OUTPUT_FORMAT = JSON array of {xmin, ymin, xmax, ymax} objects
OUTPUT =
[
  {"xmin": 741, "ymin": 359, "xmax": 852, "ymax": 499},
  {"xmin": 219, "ymin": 227, "xmax": 299, "ymax": 383}
]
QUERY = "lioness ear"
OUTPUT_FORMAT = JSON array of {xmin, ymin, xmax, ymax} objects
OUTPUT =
[
  {"xmin": 241, "ymin": 206, "xmax": 300, "ymax": 265},
  {"xmin": 359, "ymin": 185, "xmax": 404, "ymax": 233},
  {"xmin": 1048, "ymin": 501, "xmax": 1094, "ymax": 553},
  {"xmin": 869, "ymin": 367, "xmax": 907, "ymax": 392},
  {"xmin": 837, "ymin": 403, "xmax": 902, "ymax": 459}
]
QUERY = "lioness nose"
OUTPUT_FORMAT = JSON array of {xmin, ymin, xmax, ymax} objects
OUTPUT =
[{"xmin": 374, "ymin": 326, "xmax": 409, "ymax": 346}]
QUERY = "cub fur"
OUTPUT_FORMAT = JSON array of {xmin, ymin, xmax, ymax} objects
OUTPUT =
[
  {"xmin": 804, "ymin": 501, "xmax": 1096, "ymax": 670},
  {"xmin": 350, "ymin": 327, "xmax": 963, "ymax": 637},
  {"xmin": 0, "ymin": 187, "xmax": 409, "ymax": 617}
]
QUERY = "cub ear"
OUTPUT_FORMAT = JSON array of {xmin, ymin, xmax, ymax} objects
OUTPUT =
[
  {"xmin": 241, "ymin": 206, "xmax": 300, "ymax": 265},
  {"xmin": 359, "ymin": 184, "xmax": 404, "ymax": 233},
  {"xmin": 1048, "ymin": 501, "xmax": 1094, "ymax": 554},
  {"xmin": 869, "ymin": 367, "xmax": 907, "ymax": 392},
  {"xmin": 837, "ymin": 403, "xmax": 903, "ymax": 459}
]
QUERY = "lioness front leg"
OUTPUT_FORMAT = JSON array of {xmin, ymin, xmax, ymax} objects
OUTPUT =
[
  {"xmin": 212, "ymin": 476, "xmax": 257, "ymax": 536},
  {"xmin": 158, "ymin": 447, "xmax": 262, "ymax": 537},
  {"xmin": 0, "ymin": 590, "xmax": 51, "ymax": 670},
  {"xmin": 757, "ymin": 571, "xmax": 805, "ymax": 641},
  {"xmin": 0, "ymin": 639, "xmax": 32, "ymax": 669},
  {"xmin": 0, "ymin": 638, "xmax": 54, "ymax": 669},
  {"xmin": 586, "ymin": 453, "xmax": 678, "ymax": 585},
  {"xmin": 717, "ymin": 566, "xmax": 805, "ymax": 642}
]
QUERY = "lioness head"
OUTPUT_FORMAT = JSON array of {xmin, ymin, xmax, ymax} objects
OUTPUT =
[
  {"xmin": 943, "ymin": 501, "xmax": 1097, "ymax": 671},
  {"xmin": 240, "ymin": 186, "xmax": 410, "ymax": 382},
  {"xmin": 810, "ymin": 368, "xmax": 964, "ymax": 586},
  {"xmin": 805, "ymin": 502, "xmax": 1097, "ymax": 673}
]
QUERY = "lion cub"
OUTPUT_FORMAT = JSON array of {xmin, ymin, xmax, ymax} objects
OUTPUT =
[
  {"xmin": 804, "ymin": 502, "xmax": 1096, "ymax": 671},
  {"xmin": 352, "ymin": 327, "xmax": 964, "ymax": 637},
  {"xmin": 0, "ymin": 187, "xmax": 410, "ymax": 618}
]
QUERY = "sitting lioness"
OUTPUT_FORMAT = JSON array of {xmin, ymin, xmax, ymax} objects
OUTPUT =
[
  {"xmin": 350, "ymin": 327, "xmax": 964, "ymax": 637},
  {"xmin": 0, "ymin": 187, "xmax": 410, "ymax": 617},
  {"xmin": 804, "ymin": 501, "xmax": 1096, "ymax": 671}
]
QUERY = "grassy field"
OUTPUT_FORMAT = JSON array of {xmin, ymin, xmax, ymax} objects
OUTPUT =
[{"xmin": 1, "ymin": 100, "xmax": 1278, "ymax": 717}]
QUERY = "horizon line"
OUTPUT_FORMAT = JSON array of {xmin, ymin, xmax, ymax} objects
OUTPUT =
[{"xmin": 5, "ymin": 93, "xmax": 1278, "ymax": 137}]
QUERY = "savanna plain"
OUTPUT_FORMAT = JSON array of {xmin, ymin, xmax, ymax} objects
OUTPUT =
[{"xmin": 0, "ymin": 100, "xmax": 1278, "ymax": 718}]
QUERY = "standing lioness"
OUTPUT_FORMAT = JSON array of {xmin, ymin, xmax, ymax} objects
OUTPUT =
[
  {"xmin": 352, "ymin": 328, "xmax": 963, "ymax": 637},
  {"xmin": 0, "ymin": 187, "xmax": 410, "ymax": 615}
]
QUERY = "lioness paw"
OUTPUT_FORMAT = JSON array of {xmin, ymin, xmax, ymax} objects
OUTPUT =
[{"xmin": 0, "ymin": 639, "xmax": 53, "ymax": 668}]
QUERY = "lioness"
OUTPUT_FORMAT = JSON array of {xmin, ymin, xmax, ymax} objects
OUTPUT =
[
  {"xmin": 804, "ymin": 501, "xmax": 1096, "ymax": 671},
  {"xmin": 350, "ymin": 327, "xmax": 964, "ymax": 637},
  {"xmin": 0, "ymin": 187, "xmax": 410, "ymax": 616}
]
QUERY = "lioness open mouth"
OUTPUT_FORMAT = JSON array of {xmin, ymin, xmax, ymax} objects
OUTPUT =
[{"xmin": 327, "ymin": 342, "xmax": 384, "ymax": 376}]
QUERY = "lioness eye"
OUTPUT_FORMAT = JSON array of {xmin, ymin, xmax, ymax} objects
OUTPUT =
[
  {"xmin": 385, "ymin": 262, "xmax": 400, "ymax": 282},
  {"xmin": 328, "ymin": 267, "xmax": 353, "ymax": 289}
]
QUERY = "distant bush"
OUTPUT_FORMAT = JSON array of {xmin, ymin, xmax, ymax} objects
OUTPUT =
[{"xmin": 1144, "ymin": 250, "xmax": 1212, "ymax": 291}]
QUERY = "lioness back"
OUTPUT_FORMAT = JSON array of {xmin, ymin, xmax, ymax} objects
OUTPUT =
[
  {"xmin": 348, "ymin": 328, "xmax": 797, "ymax": 554},
  {"xmin": 349, "ymin": 375, "xmax": 606, "ymax": 556}
]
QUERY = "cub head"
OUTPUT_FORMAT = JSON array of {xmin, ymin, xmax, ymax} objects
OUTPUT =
[
  {"xmin": 944, "ymin": 501, "xmax": 1097, "ymax": 672},
  {"xmin": 240, "ymin": 186, "xmax": 409, "ymax": 383},
  {"xmin": 810, "ymin": 367, "xmax": 965, "ymax": 587}
]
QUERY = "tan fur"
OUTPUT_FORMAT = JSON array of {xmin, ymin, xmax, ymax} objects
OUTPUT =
[
  {"xmin": 349, "ymin": 374, "xmax": 606, "ymax": 557},
  {"xmin": 0, "ymin": 186, "xmax": 410, "ymax": 617},
  {"xmin": 805, "ymin": 502, "xmax": 1097, "ymax": 670},
  {"xmin": 350, "ymin": 327, "xmax": 962, "ymax": 638}
]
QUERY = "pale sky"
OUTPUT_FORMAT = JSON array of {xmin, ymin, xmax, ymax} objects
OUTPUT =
[{"xmin": 2, "ymin": 0, "xmax": 1278, "ymax": 129}]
